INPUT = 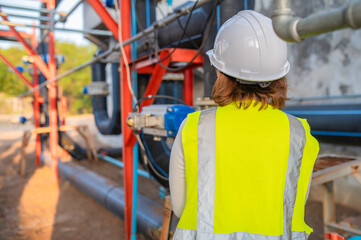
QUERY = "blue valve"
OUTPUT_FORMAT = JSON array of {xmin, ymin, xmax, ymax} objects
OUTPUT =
[
  {"xmin": 83, "ymin": 86, "xmax": 88, "ymax": 95},
  {"xmin": 16, "ymin": 66, "xmax": 24, "ymax": 73}
]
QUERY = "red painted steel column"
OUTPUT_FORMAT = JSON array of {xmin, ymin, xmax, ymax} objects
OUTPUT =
[
  {"xmin": 140, "ymin": 51, "xmax": 171, "ymax": 108},
  {"xmin": 86, "ymin": 0, "xmax": 119, "ymax": 40},
  {"xmin": 47, "ymin": 0, "xmax": 58, "ymax": 183},
  {"xmin": 183, "ymin": 69, "xmax": 194, "ymax": 106},
  {"xmin": 120, "ymin": 0, "xmax": 134, "ymax": 239},
  {"xmin": 31, "ymin": 27, "xmax": 41, "ymax": 166},
  {"xmin": 0, "ymin": 53, "xmax": 33, "ymax": 88},
  {"xmin": 60, "ymin": 96, "xmax": 67, "ymax": 126}
]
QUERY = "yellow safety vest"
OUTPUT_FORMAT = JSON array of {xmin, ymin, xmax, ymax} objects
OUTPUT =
[{"xmin": 173, "ymin": 101, "xmax": 319, "ymax": 240}]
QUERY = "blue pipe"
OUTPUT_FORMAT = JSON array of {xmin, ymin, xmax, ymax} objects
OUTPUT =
[
  {"xmin": 141, "ymin": 132, "xmax": 169, "ymax": 178},
  {"xmin": 244, "ymin": 0, "xmax": 248, "ymax": 10},
  {"xmin": 311, "ymin": 131, "xmax": 361, "ymax": 138},
  {"xmin": 98, "ymin": 154, "xmax": 150, "ymax": 178},
  {"xmin": 131, "ymin": 0, "xmax": 139, "ymax": 238},
  {"xmin": 145, "ymin": 0, "xmax": 150, "ymax": 28}
]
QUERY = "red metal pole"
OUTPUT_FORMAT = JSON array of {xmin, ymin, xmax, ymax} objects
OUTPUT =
[
  {"xmin": 60, "ymin": 96, "xmax": 67, "ymax": 126},
  {"xmin": 183, "ymin": 69, "xmax": 193, "ymax": 106},
  {"xmin": 47, "ymin": 0, "xmax": 58, "ymax": 183},
  {"xmin": 0, "ymin": 14, "xmax": 51, "ymax": 80},
  {"xmin": 86, "ymin": 0, "xmax": 119, "ymax": 41},
  {"xmin": 140, "ymin": 51, "xmax": 171, "ymax": 109},
  {"xmin": 0, "ymin": 53, "xmax": 33, "ymax": 88},
  {"xmin": 119, "ymin": 0, "xmax": 135, "ymax": 238},
  {"xmin": 31, "ymin": 26, "xmax": 41, "ymax": 167}
]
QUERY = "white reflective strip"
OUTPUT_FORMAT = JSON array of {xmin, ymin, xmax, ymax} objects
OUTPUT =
[
  {"xmin": 283, "ymin": 114, "xmax": 306, "ymax": 239},
  {"xmin": 173, "ymin": 228, "xmax": 309, "ymax": 240},
  {"xmin": 197, "ymin": 108, "xmax": 217, "ymax": 233}
]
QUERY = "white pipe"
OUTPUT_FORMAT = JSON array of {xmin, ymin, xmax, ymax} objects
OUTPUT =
[{"xmin": 272, "ymin": 0, "xmax": 361, "ymax": 42}]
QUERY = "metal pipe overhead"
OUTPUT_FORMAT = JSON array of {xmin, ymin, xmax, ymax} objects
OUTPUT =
[
  {"xmin": 38, "ymin": 0, "xmax": 83, "ymax": 45},
  {"xmin": 18, "ymin": 0, "xmax": 214, "ymax": 97},
  {"xmin": 58, "ymin": 0, "xmax": 83, "ymax": 23},
  {"xmin": 290, "ymin": 94, "xmax": 361, "ymax": 102},
  {"xmin": 272, "ymin": 0, "xmax": 361, "ymax": 42},
  {"xmin": 0, "ymin": 3, "xmax": 63, "ymax": 15},
  {"xmin": 0, "ymin": 12, "xmax": 50, "ymax": 22},
  {"xmin": 0, "ymin": 21, "xmax": 112, "ymax": 36}
]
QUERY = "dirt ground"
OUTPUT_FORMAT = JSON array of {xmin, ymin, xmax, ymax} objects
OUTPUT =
[
  {"xmin": 0, "ymin": 118, "xmax": 158, "ymax": 240},
  {"xmin": 0, "ymin": 116, "xmax": 360, "ymax": 240}
]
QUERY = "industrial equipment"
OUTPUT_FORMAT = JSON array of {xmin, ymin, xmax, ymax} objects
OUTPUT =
[
  {"xmin": 127, "ymin": 103, "xmax": 194, "ymax": 186},
  {"xmin": 2, "ymin": 0, "xmax": 361, "ymax": 239}
]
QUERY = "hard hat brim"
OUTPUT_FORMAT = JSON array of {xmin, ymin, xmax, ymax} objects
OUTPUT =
[{"xmin": 206, "ymin": 49, "xmax": 290, "ymax": 82}]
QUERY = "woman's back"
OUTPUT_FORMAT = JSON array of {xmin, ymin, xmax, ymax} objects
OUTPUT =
[{"xmin": 173, "ymin": 102, "xmax": 318, "ymax": 239}]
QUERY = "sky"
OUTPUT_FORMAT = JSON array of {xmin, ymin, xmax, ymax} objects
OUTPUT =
[{"xmin": 0, "ymin": 0, "xmax": 90, "ymax": 48}]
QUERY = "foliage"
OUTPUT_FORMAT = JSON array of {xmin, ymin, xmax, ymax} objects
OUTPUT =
[
  {"xmin": 0, "ymin": 46, "xmax": 29, "ymax": 95},
  {"xmin": 56, "ymin": 41, "xmax": 96, "ymax": 114},
  {"xmin": 0, "ymin": 41, "xmax": 96, "ymax": 115}
]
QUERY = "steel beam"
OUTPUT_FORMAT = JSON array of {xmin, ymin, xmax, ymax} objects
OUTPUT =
[
  {"xmin": 0, "ymin": 14, "xmax": 51, "ymax": 80},
  {"xmin": 47, "ymin": 1, "xmax": 59, "ymax": 183},
  {"xmin": 0, "ymin": 29, "xmax": 32, "ymax": 39},
  {"xmin": 18, "ymin": 0, "xmax": 212, "ymax": 98},
  {"xmin": 183, "ymin": 69, "xmax": 194, "ymax": 106},
  {"xmin": 0, "ymin": 21, "xmax": 113, "ymax": 36},
  {"xmin": 0, "ymin": 3, "xmax": 53, "ymax": 14},
  {"xmin": 140, "ymin": 51, "xmax": 171, "ymax": 109},
  {"xmin": 31, "ymin": 28, "xmax": 41, "ymax": 167},
  {"xmin": 119, "ymin": 0, "xmax": 134, "ymax": 238},
  {"xmin": 86, "ymin": 0, "xmax": 119, "ymax": 40},
  {"xmin": 58, "ymin": 0, "xmax": 83, "ymax": 23},
  {"xmin": 0, "ymin": 12, "xmax": 50, "ymax": 22},
  {"xmin": 0, "ymin": 53, "xmax": 33, "ymax": 88}
]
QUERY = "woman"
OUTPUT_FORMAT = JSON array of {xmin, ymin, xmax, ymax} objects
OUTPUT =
[{"xmin": 169, "ymin": 10, "xmax": 319, "ymax": 240}]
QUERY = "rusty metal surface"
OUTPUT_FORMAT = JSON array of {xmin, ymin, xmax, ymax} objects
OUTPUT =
[
  {"xmin": 311, "ymin": 155, "xmax": 361, "ymax": 186},
  {"xmin": 314, "ymin": 156, "xmax": 356, "ymax": 172}
]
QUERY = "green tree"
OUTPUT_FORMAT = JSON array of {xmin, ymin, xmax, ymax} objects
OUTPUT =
[
  {"xmin": 0, "ymin": 46, "xmax": 29, "ymax": 95},
  {"xmin": 0, "ymin": 41, "xmax": 96, "ymax": 114}
]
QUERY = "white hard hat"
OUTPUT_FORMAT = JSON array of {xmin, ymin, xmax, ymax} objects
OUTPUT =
[{"xmin": 207, "ymin": 10, "xmax": 290, "ymax": 83}]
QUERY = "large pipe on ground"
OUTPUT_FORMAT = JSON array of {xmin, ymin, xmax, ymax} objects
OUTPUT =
[
  {"xmin": 284, "ymin": 103, "xmax": 361, "ymax": 143},
  {"xmin": 42, "ymin": 155, "xmax": 166, "ymax": 237},
  {"xmin": 272, "ymin": 0, "xmax": 361, "ymax": 42}
]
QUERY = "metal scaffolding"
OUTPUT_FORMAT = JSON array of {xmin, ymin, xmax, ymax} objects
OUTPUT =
[{"xmin": 0, "ymin": 0, "xmax": 203, "ymax": 239}]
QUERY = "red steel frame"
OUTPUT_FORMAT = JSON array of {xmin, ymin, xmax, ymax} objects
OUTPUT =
[
  {"xmin": 0, "ymin": 53, "xmax": 33, "ymax": 88},
  {"xmin": 0, "ymin": 1, "xmax": 58, "ymax": 182},
  {"xmin": 119, "ymin": 0, "xmax": 134, "ymax": 238},
  {"xmin": 0, "ymin": 1, "xmax": 202, "ymax": 239},
  {"xmin": 184, "ymin": 69, "xmax": 194, "ymax": 106},
  {"xmin": 31, "ymin": 26, "xmax": 42, "ymax": 167},
  {"xmin": 47, "ymin": 0, "xmax": 59, "ymax": 183},
  {"xmin": 86, "ymin": 0, "xmax": 119, "ymax": 41},
  {"xmin": 0, "ymin": 30, "xmax": 32, "ymax": 40},
  {"xmin": 0, "ymin": 14, "xmax": 51, "ymax": 80}
]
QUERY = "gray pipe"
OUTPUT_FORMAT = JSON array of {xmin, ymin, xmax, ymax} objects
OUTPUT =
[
  {"xmin": 53, "ymin": 160, "xmax": 164, "ymax": 236},
  {"xmin": 272, "ymin": 0, "xmax": 361, "ymax": 42}
]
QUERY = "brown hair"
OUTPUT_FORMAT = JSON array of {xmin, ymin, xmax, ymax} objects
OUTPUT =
[{"xmin": 211, "ymin": 72, "xmax": 288, "ymax": 110}]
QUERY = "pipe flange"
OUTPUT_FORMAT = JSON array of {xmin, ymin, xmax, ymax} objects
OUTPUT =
[
  {"xmin": 345, "ymin": 3, "xmax": 361, "ymax": 29},
  {"xmin": 289, "ymin": 17, "xmax": 302, "ymax": 42}
]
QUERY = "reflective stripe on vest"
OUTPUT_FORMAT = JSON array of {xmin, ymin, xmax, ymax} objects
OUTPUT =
[{"xmin": 174, "ymin": 103, "xmax": 318, "ymax": 240}]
